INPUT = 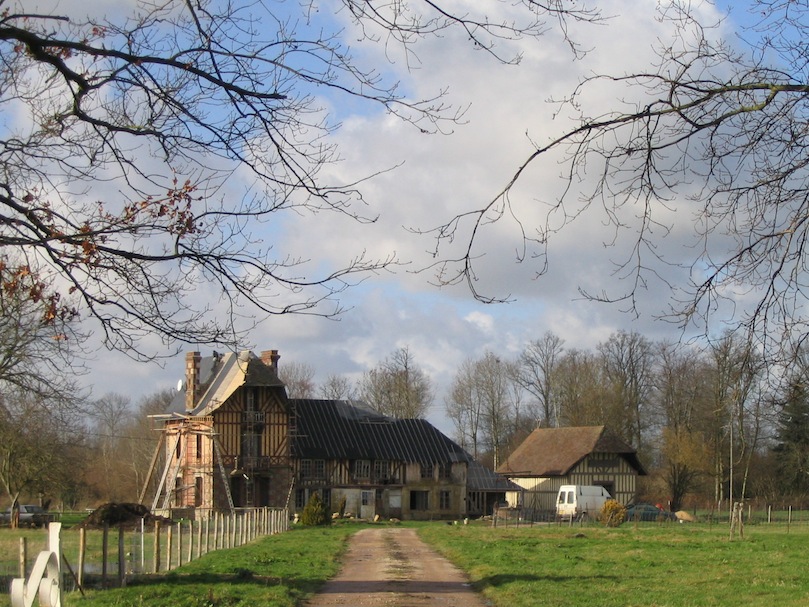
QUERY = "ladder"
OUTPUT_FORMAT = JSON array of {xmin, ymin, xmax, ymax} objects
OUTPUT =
[{"xmin": 213, "ymin": 435, "xmax": 236, "ymax": 514}]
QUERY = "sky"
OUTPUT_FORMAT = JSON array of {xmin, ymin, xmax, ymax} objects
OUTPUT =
[{"xmin": 25, "ymin": 0, "xmax": 752, "ymax": 435}]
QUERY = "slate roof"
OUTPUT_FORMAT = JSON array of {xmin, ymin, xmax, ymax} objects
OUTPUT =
[
  {"xmin": 467, "ymin": 460, "xmax": 521, "ymax": 492},
  {"xmin": 164, "ymin": 350, "xmax": 476, "ymax": 469},
  {"xmin": 496, "ymin": 426, "xmax": 647, "ymax": 477},
  {"xmin": 291, "ymin": 399, "xmax": 472, "ymax": 466},
  {"xmin": 167, "ymin": 351, "xmax": 285, "ymax": 416}
]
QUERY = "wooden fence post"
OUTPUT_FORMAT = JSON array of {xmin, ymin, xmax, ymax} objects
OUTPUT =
[
  {"xmin": 102, "ymin": 523, "xmax": 109, "ymax": 588},
  {"xmin": 118, "ymin": 526, "xmax": 126, "ymax": 588},
  {"xmin": 153, "ymin": 522, "xmax": 161, "ymax": 574},
  {"xmin": 176, "ymin": 522, "xmax": 183, "ymax": 567},
  {"xmin": 188, "ymin": 520, "xmax": 194, "ymax": 563},
  {"xmin": 78, "ymin": 528, "xmax": 86, "ymax": 587},
  {"xmin": 166, "ymin": 523, "xmax": 173, "ymax": 571},
  {"xmin": 18, "ymin": 537, "xmax": 26, "ymax": 579},
  {"xmin": 196, "ymin": 518, "xmax": 203, "ymax": 559}
]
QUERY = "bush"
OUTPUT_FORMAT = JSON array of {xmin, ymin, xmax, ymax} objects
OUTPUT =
[
  {"xmin": 300, "ymin": 492, "xmax": 330, "ymax": 526},
  {"xmin": 600, "ymin": 499, "xmax": 627, "ymax": 527},
  {"xmin": 338, "ymin": 495, "xmax": 347, "ymax": 519}
]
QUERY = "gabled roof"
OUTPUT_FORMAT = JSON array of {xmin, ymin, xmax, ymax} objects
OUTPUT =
[
  {"xmin": 291, "ymin": 399, "xmax": 472, "ymax": 466},
  {"xmin": 496, "ymin": 426, "xmax": 646, "ymax": 477},
  {"xmin": 167, "ymin": 351, "xmax": 285, "ymax": 416}
]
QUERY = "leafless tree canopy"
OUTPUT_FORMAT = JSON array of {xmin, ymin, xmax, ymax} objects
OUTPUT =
[
  {"xmin": 428, "ymin": 1, "xmax": 809, "ymax": 362},
  {"xmin": 359, "ymin": 346, "xmax": 432, "ymax": 418},
  {"xmin": 0, "ymin": 0, "xmax": 599, "ymax": 359}
]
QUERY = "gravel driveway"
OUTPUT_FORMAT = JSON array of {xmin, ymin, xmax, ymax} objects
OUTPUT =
[{"xmin": 304, "ymin": 527, "xmax": 491, "ymax": 607}]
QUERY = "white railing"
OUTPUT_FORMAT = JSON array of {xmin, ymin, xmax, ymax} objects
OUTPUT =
[{"xmin": 10, "ymin": 522, "xmax": 62, "ymax": 607}]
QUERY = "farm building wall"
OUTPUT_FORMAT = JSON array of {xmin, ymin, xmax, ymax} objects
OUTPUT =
[
  {"xmin": 293, "ymin": 460, "xmax": 467, "ymax": 521},
  {"xmin": 510, "ymin": 454, "xmax": 640, "ymax": 512}
]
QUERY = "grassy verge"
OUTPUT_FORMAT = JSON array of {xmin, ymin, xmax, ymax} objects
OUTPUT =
[
  {"xmin": 417, "ymin": 522, "xmax": 809, "ymax": 607},
  {"xmin": 1, "ymin": 523, "xmax": 357, "ymax": 607}
]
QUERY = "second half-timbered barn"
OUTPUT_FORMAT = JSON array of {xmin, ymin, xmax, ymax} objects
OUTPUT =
[
  {"xmin": 146, "ymin": 349, "xmax": 477, "ymax": 521},
  {"xmin": 496, "ymin": 426, "xmax": 647, "ymax": 512}
]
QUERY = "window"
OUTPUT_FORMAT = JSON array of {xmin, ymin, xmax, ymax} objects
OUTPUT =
[
  {"xmin": 361, "ymin": 491, "xmax": 373, "ymax": 506},
  {"xmin": 420, "ymin": 462, "xmax": 434, "ymax": 479},
  {"xmin": 300, "ymin": 459, "xmax": 312, "ymax": 479},
  {"xmin": 410, "ymin": 490, "xmax": 429, "ymax": 511},
  {"xmin": 322, "ymin": 488, "xmax": 331, "ymax": 509},
  {"xmin": 374, "ymin": 460, "xmax": 389, "ymax": 482},
  {"xmin": 313, "ymin": 459, "xmax": 325, "ymax": 479},
  {"xmin": 194, "ymin": 477, "xmax": 203, "ymax": 507},
  {"xmin": 354, "ymin": 460, "xmax": 371, "ymax": 479},
  {"xmin": 196, "ymin": 434, "xmax": 203, "ymax": 460},
  {"xmin": 439, "ymin": 463, "xmax": 452, "ymax": 480},
  {"xmin": 295, "ymin": 489, "xmax": 306, "ymax": 509},
  {"xmin": 241, "ymin": 428, "xmax": 261, "ymax": 459},
  {"xmin": 439, "ymin": 490, "xmax": 451, "ymax": 510}
]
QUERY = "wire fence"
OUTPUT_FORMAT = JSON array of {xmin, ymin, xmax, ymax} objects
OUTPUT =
[
  {"xmin": 490, "ymin": 502, "xmax": 809, "ymax": 528},
  {"xmin": 1, "ymin": 507, "xmax": 289, "ymax": 595}
]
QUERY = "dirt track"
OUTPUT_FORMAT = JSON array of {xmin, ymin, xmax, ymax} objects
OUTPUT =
[{"xmin": 304, "ymin": 527, "xmax": 491, "ymax": 607}]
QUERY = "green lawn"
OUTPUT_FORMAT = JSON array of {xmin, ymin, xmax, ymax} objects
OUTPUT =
[
  {"xmin": 418, "ymin": 521, "xmax": 809, "ymax": 607},
  {"xmin": 2, "ymin": 521, "xmax": 809, "ymax": 607}
]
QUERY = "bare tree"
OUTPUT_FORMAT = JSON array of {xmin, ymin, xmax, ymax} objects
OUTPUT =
[
  {"xmin": 124, "ymin": 388, "xmax": 176, "ymax": 503},
  {"xmin": 0, "ymin": 255, "xmax": 85, "ymax": 399},
  {"xmin": 0, "ymin": 255, "xmax": 87, "ymax": 519},
  {"xmin": 445, "ymin": 351, "xmax": 520, "ymax": 468},
  {"xmin": 358, "ymin": 347, "xmax": 432, "ymax": 418},
  {"xmin": 279, "ymin": 361, "xmax": 317, "ymax": 399},
  {"xmin": 705, "ymin": 332, "xmax": 763, "ymax": 506},
  {"xmin": 88, "ymin": 392, "xmax": 134, "ymax": 502},
  {"xmin": 319, "ymin": 374, "xmax": 358, "ymax": 401},
  {"xmin": 518, "ymin": 332, "xmax": 565, "ymax": 427},
  {"xmin": 653, "ymin": 343, "xmax": 714, "ymax": 509},
  {"xmin": 554, "ymin": 348, "xmax": 608, "ymax": 427},
  {"xmin": 429, "ymin": 1, "xmax": 809, "ymax": 363},
  {"xmin": 597, "ymin": 331, "xmax": 655, "ymax": 450},
  {"xmin": 446, "ymin": 358, "xmax": 485, "ymax": 458},
  {"xmin": 0, "ymin": 1, "xmax": 600, "ymax": 359},
  {"xmin": 0, "ymin": 389, "xmax": 85, "ymax": 527}
]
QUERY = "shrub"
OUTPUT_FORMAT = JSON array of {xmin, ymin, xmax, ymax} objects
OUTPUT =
[
  {"xmin": 338, "ymin": 495, "xmax": 347, "ymax": 519},
  {"xmin": 600, "ymin": 499, "xmax": 627, "ymax": 527},
  {"xmin": 300, "ymin": 492, "xmax": 330, "ymax": 526}
]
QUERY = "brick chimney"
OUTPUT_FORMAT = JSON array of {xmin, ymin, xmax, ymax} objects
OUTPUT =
[
  {"xmin": 185, "ymin": 351, "xmax": 201, "ymax": 411},
  {"xmin": 261, "ymin": 349, "xmax": 280, "ymax": 370}
]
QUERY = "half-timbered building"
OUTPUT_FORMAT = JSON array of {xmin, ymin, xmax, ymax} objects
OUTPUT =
[
  {"xmin": 146, "ymin": 349, "xmax": 475, "ymax": 521},
  {"xmin": 496, "ymin": 426, "xmax": 646, "ymax": 513}
]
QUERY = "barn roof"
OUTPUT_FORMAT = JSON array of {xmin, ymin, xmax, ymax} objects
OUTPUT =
[
  {"xmin": 496, "ymin": 426, "xmax": 647, "ymax": 477},
  {"xmin": 291, "ymin": 399, "xmax": 472, "ymax": 466}
]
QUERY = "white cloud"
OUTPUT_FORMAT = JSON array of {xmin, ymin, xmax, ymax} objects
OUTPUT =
[{"xmin": 74, "ymin": 0, "xmax": 743, "ymax": 434}]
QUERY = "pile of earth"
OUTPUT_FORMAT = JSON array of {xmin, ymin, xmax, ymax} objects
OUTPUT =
[{"xmin": 77, "ymin": 502, "xmax": 173, "ymax": 530}]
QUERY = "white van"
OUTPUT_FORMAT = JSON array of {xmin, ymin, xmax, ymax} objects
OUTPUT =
[{"xmin": 556, "ymin": 485, "xmax": 611, "ymax": 521}]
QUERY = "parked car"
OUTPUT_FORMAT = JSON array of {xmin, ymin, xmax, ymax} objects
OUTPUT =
[
  {"xmin": 625, "ymin": 503, "xmax": 679, "ymax": 523},
  {"xmin": 0, "ymin": 504, "xmax": 54, "ymax": 528}
]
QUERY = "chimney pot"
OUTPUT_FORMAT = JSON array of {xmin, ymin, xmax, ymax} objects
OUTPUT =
[{"xmin": 261, "ymin": 349, "xmax": 280, "ymax": 369}]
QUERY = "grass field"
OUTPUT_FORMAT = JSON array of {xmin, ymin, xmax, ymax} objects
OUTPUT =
[
  {"xmin": 2, "ymin": 520, "xmax": 809, "ymax": 606},
  {"xmin": 420, "ymin": 522, "xmax": 809, "ymax": 607}
]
